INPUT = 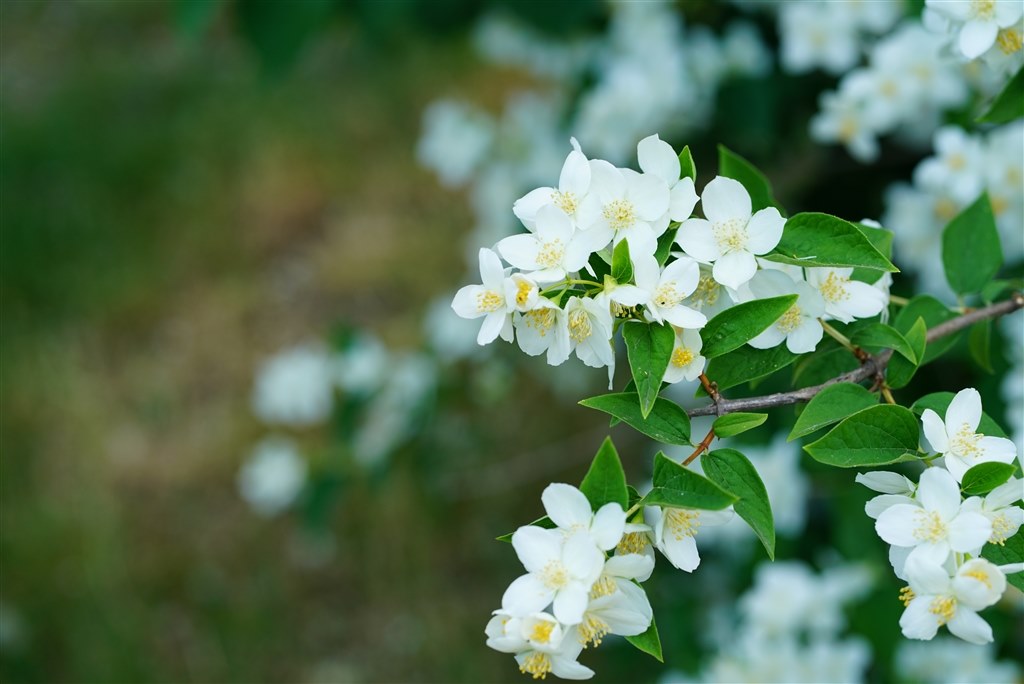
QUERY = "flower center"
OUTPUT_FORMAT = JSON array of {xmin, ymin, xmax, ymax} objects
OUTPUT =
[
  {"xmin": 516, "ymin": 281, "xmax": 534, "ymax": 307},
  {"xmin": 519, "ymin": 652, "xmax": 552, "ymax": 680},
  {"xmin": 578, "ymin": 615, "xmax": 610, "ymax": 649},
  {"xmin": 838, "ymin": 117, "xmax": 859, "ymax": 143},
  {"xmin": 899, "ymin": 586, "xmax": 915, "ymax": 607},
  {"xmin": 539, "ymin": 560, "xmax": 569, "ymax": 590},
  {"xmin": 947, "ymin": 153, "xmax": 966, "ymax": 171},
  {"xmin": 777, "ymin": 304, "xmax": 803, "ymax": 334},
  {"xmin": 997, "ymin": 27, "xmax": 1023, "ymax": 54},
  {"xmin": 672, "ymin": 347, "xmax": 695, "ymax": 368},
  {"xmin": 934, "ymin": 197, "xmax": 959, "ymax": 221},
  {"xmin": 529, "ymin": 621, "xmax": 555, "ymax": 644},
  {"xmin": 589, "ymin": 575, "xmax": 617, "ymax": 599},
  {"xmin": 972, "ymin": 0, "xmax": 996, "ymax": 20},
  {"xmin": 568, "ymin": 308, "xmax": 593, "ymax": 343},
  {"xmin": 552, "ymin": 190, "xmax": 578, "ymax": 216},
  {"xmin": 929, "ymin": 596, "xmax": 956, "ymax": 626},
  {"xmin": 818, "ymin": 272, "xmax": 850, "ymax": 303},
  {"xmin": 912, "ymin": 510, "xmax": 948, "ymax": 543},
  {"xmin": 713, "ymin": 218, "xmax": 747, "ymax": 253},
  {"xmin": 603, "ymin": 199, "xmax": 637, "ymax": 231},
  {"xmin": 664, "ymin": 508, "xmax": 701, "ymax": 541},
  {"xmin": 524, "ymin": 308, "xmax": 556, "ymax": 336},
  {"xmin": 617, "ymin": 531, "xmax": 650, "ymax": 555},
  {"xmin": 963, "ymin": 567, "xmax": 993, "ymax": 588},
  {"xmin": 654, "ymin": 282, "xmax": 683, "ymax": 309},
  {"xmin": 536, "ymin": 239, "xmax": 565, "ymax": 269},
  {"xmin": 949, "ymin": 423, "xmax": 982, "ymax": 458},
  {"xmin": 689, "ymin": 275, "xmax": 720, "ymax": 308},
  {"xmin": 990, "ymin": 513, "xmax": 1012, "ymax": 544},
  {"xmin": 477, "ymin": 289, "xmax": 505, "ymax": 313}
]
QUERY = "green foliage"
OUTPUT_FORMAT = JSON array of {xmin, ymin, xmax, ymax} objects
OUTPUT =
[
  {"xmin": 678, "ymin": 145, "xmax": 696, "ymax": 182},
  {"xmin": 788, "ymin": 383, "xmax": 879, "ymax": 440},
  {"xmin": 886, "ymin": 317, "xmax": 927, "ymax": 389},
  {"xmin": 176, "ymin": 0, "xmax": 222, "ymax": 38},
  {"xmin": 623, "ymin": 322, "xmax": 676, "ymax": 419},
  {"xmin": 982, "ymin": 529, "xmax": 1024, "ymax": 592},
  {"xmin": 942, "ymin": 193, "xmax": 1003, "ymax": 296},
  {"xmin": 704, "ymin": 344, "xmax": 799, "ymax": 391},
  {"xmin": 851, "ymin": 223, "xmax": 895, "ymax": 283},
  {"xmin": 961, "ymin": 462, "xmax": 1018, "ymax": 496},
  {"xmin": 579, "ymin": 393, "xmax": 692, "ymax": 445},
  {"xmin": 237, "ymin": 0, "xmax": 336, "ymax": 75},
  {"xmin": 851, "ymin": 323, "xmax": 917, "ymax": 363},
  {"xmin": 968, "ymin": 320, "xmax": 994, "ymax": 373},
  {"xmin": 643, "ymin": 453, "xmax": 738, "ymax": 510},
  {"xmin": 580, "ymin": 437, "xmax": 630, "ymax": 509},
  {"xmin": 977, "ymin": 65, "xmax": 1024, "ymax": 124},
  {"xmin": 611, "ymin": 239, "xmax": 634, "ymax": 284},
  {"xmin": 717, "ymin": 145, "xmax": 782, "ymax": 213},
  {"xmin": 805, "ymin": 405, "xmax": 920, "ymax": 467},
  {"xmin": 655, "ymin": 226, "xmax": 679, "ymax": 266},
  {"xmin": 765, "ymin": 213, "xmax": 896, "ymax": 272},
  {"xmin": 700, "ymin": 295, "xmax": 797, "ymax": 359},
  {"xmin": 910, "ymin": 392, "xmax": 1008, "ymax": 438},
  {"xmin": 701, "ymin": 449, "xmax": 775, "ymax": 559},
  {"xmin": 712, "ymin": 413, "xmax": 767, "ymax": 438},
  {"xmin": 893, "ymin": 297, "xmax": 959, "ymax": 363},
  {"xmin": 626, "ymin": 615, "xmax": 664, "ymax": 662}
]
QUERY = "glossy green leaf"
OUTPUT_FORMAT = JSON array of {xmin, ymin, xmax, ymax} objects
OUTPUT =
[
  {"xmin": 625, "ymin": 614, "xmax": 663, "ymax": 662},
  {"xmin": 851, "ymin": 223, "xmax": 895, "ymax": 283},
  {"xmin": 580, "ymin": 393, "xmax": 691, "ymax": 445},
  {"xmin": 893, "ymin": 296, "xmax": 959, "ymax": 363},
  {"xmin": 977, "ymin": 65, "xmax": 1024, "ymax": 124},
  {"xmin": 655, "ymin": 225, "xmax": 678, "ymax": 266},
  {"xmin": 788, "ymin": 383, "xmax": 879, "ymax": 440},
  {"xmin": 700, "ymin": 295, "xmax": 797, "ymax": 359},
  {"xmin": 705, "ymin": 344, "xmax": 799, "ymax": 391},
  {"xmin": 961, "ymin": 462, "xmax": 1019, "ymax": 496},
  {"xmin": 717, "ymin": 145, "xmax": 782, "ymax": 213},
  {"xmin": 982, "ymin": 529, "xmax": 1024, "ymax": 592},
  {"xmin": 623, "ymin": 322, "xmax": 676, "ymax": 419},
  {"xmin": 765, "ymin": 213, "xmax": 897, "ymax": 272},
  {"xmin": 612, "ymin": 239, "xmax": 633, "ymax": 284},
  {"xmin": 701, "ymin": 448, "xmax": 775, "ymax": 559},
  {"xmin": 886, "ymin": 317, "xmax": 927, "ymax": 390},
  {"xmin": 910, "ymin": 392, "xmax": 1008, "ymax": 438},
  {"xmin": 579, "ymin": 437, "xmax": 629, "ymax": 509},
  {"xmin": 943, "ymin": 193, "xmax": 1003, "ymax": 295},
  {"xmin": 712, "ymin": 413, "xmax": 768, "ymax": 438},
  {"xmin": 851, "ymin": 323, "xmax": 917, "ymax": 363},
  {"xmin": 805, "ymin": 405, "xmax": 920, "ymax": 467},
  {"xmin": 643, "ymin": 452, "xmax": 738, "ymax": 510},
  {"xmin": 968, "ymin": 320, "xmax": 994, "ymax": 373},
  {"xmin": 678, "ymin": 145, "xmax": 696, "ymax": 182}
]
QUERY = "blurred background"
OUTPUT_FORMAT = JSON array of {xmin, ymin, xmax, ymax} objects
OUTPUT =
[{"xmin": 2, "ymin": 1, "xmax": 1021, "ymax": 683}]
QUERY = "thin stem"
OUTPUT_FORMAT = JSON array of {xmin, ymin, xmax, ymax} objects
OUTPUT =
[
  {"xmin": 538, "ymin": 278, "xmax": 603, "ymax": 296},
  {"xmin": 687, "ymin": 295, "xmax": 1024, "ymax": 418},
  {"xmin": 683, "ymin": 427, "xmax": 716, "ymax": 466},
  {"xmin": 880, "ymin": 386, "xmax": 897, "ymax": 405},
  {"xmin": 698, "ymin": 372, "xmax": 724, "ymax": 417},
  {"xmin": 889, "ymin": 295, "xmax": 910, "ymax": 306},
  {"xmin": 821, "ymin": 320, "xmax": 856, "ymax": 353}
]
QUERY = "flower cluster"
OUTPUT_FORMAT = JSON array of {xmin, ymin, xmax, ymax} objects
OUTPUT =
[
  {"xmin": 924, "ymin": 0, "xmax": 1024, "ymax": 68},
  {"xmin": 451, "ymin": 136, "xmax": 891, "ymax": 387},
  {"xmin": 859, "ymin": 388, "xmax": 1022, "ymax": 644},
  {"xmin": 775, "ymin": 0, "xmax": 902, "ymax": 75}
]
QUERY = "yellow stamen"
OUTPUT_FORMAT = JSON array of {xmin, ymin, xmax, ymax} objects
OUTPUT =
[
  {"xmin": 568, "ymin": 308, "xmax": 592, "ymax": 344},
  {"xmin": 477, "ymin": 290, "xmax": 504, "ymax": 313},
  {"xmin": 603, "ymin": 199, "xmax": 636, "ymax": 231},
  {"xmin": 552, "ymin": 190, "xmax": 578, "ymax": 215},
  {"xmin": 713, "ymin": 218, "xmax": 747, "ymax": 252},
  {"xmin": 777, "ymin": 304, "xmax": 803, "ymax": 334},
  {"xmin": 664, "ymin": 508, "xmax": 701, "ymax": 541},
  {"xmin": 899, "ymin": 586, "xmax": 915, "ymax": 607},
  {"xmin": 616, "ymin": 531, "xmax": 650, "ymax": 555},
  {"xmin": 578, "ymin": 615, "xmax": 610, "ymax": 648},
  {"xmin": 519, "ymin": 652, "xmax": 552, "ymax": 680},
  {"xmin": 530, "ymin": 621, "xmax": 555, "ymax": 644},
  {"xmin": 929, "ymin": 596, "xmax": 956, "ymax": 625},
  {"xmin": 672, "ymin": 347, "xmax": 695, "ymax": 368}
]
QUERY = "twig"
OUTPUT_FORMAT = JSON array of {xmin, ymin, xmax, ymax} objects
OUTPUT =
[
  {"xmin": 698, "ymin": 372, "xmax": 725, "ymax": 417},
  {"xmin": 683, "ymin": 427, "xmax": 716, "ymax": 466},
  {"xmin": 686, "ymin": 295, "xmax": 1024, "ymax": 418}
]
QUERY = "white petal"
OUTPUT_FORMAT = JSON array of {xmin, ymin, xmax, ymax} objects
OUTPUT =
[
  {"xmin": 906, "ymin": 555, "xmax": 953, "ymax": 595},
  {"xmin": 478, "ymin": 312, "xmax": 506, "ymax": 345},
  {"xmin": 986, "ymin": 478, "xmax": 1023, "ymax": 508},
  {"xmin": 452, "ymin": 285, "xmax": 486, "ymax": 319},
  {"xmin": 713, "ymin": 250, "xmax": 757, "ymax": 290},
  {"xmin": 943, "ymin": 454, "xmax": 972, "ymax": 483},
  {"xmin": 857, "ymin": 471, "xmax": 915, "ymax": 494},
  {"xmin": 663, "ymin": 305, "xmax": 708, "ymax": 330},
  {"xmin": 560, "ymin": 149, "xmax": 591, "ymax": 197},
  {"xmin": 947, "ymin": 388, "xmax": 982, "ymax": 433},
  {"xmin": 676, "ymin": 218, "xmax": 721, "ymax": 262},
  {"xmin": 637, "ymin": 134, "xmax": 680, "ymax": 183},
  {"xmin": 603, "ymin": 553, "xmax": 655, "ymax": 581},
  {"xmin": 918, "ymin": 467, "xmax": 962, "ymax": 520},
  {"xmin": 543, "ymin": 483, "xmax": 594, "ymax": 531},
  {"xmin": 502, "ymin": 574, "xmax": 555, "ymax": 617},
  {"xmin": 497, "ymin": 234, "xmax": 541, "ymax": 271},
  {"xmin": 562, "ymin": 532, "xmax": 604, "ymax": 583},
  {"xmin": 668, "ymin": 177, "xmax": 699, "ymax": 222},
  {"xmin": 550, "ymin": 655, "xmax": 595, "ymax": 680},
  {"xmin": 959, "ymin": 18, "xmax": 998, "ymax": 59},
  {"xmin": 479, "ymin": 248, "xmax": 506, "ymax": 289},
  {"xmin": 588, "ymin": 160, "xmax": 624, "ymax": 203},
  {"xmin": 609, "ymin": 284, "xmax": 650, "ymax": 307},
  {"xmin": 921, "ymin": 409, "xmax": 950, "ymax": 454},
  {"xmin": 947, "ymin": 511, "xmax": 993, "ymax": 553},
  {"xmin": 748, "ymin": 325, "xmax": 787, "ymax": 349},
  {"xmin": 947, "ymin": 608, "xmax": 993, "ymax": 644},
  {"xmin": 953, "ymin": 559, "xmax": 1006, "ymax": 610},
  {"xmin": 786, "ymin": 318, "xmax": 823, "ymax": 354},
  {"xmin": 900, "ymin": 597, "xmax": 941, "ymax": 640},
  {"xmin": 514, "ymin": 187, "xmax": 556, "ymax": 229},
  {"xmin": 595, "ymin": 581, "xmax": 653, "ymax": 636},
  {"xmin": 865, "ymin": 494, "xmax": 915, "ymax": 520},
  {"xmin": 511, "ymin": 526, "xmax": 563, "ymax": 573},
  {"xmin": 745, "ymin": 207, "xmax": 785, "ymax": 254},
  {"xmin": 553, "ymin": 583, "xmax": 590, "ymax": 625},
  {"xmin": 535, "ymin": 204, "xmax": 574, "ymax": 243},
  {"xmin": 876, "ymin": 504, "xmax": 926, "ymax": 546},
  {"xmin": 701, "ymin": 176, "xmax": 751, "ymax": 224},
  {"xmin": 977, "ymin": 436, "xmax": 1018, "ymax": 464},
  {"xmin": 627, "ymin": 173, "xmax": 670, "ymax": 221},
  {"xmin": 660, "ymin": 533, "xmax": 700, "ymax": 572},
  {"xmin": 590, "ymin": 503, "xmax": 627, "ymax": 551},
  {"xmin": 839, "ymin": 280, "xmax": 887, "ymax": 319}
]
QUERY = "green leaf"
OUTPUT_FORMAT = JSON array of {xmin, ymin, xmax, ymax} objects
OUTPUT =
[
  {"xmin": 977, "ymin": 65, "xmax": 1024, "ymax": 124},
  {"xmin": 712, "ymin": 413, "xmax": 768, "ymax": 438},
  {"xmin": 851, "ymin": 223, "xmax": 895, "ymax": 283},
  {"xmin": 893, "ymin": 296, "xmax": 959, "ymax": 363},
  {"xmin": 237, "ymin": 0, "xmax": 335, "ymax": 75},
  {"xmin": 851, "ymin": 323, "xmax": 917, "ymax": 363},
  {"xmin": 496, "ymin": 516, "xmax": 554, "ymax": 543},
  {"xmin": 793, "ymin": 341, "xmax": 859, "ymax": 387},
  {"xmin": 704, "ymin": 344, "xmax": 799, "ymax": 391},
  {"xmin": 176, "ymin": 0, "xmax": 222, "ymax": 38},
  {"xmin": 701, "ymin": 449, "xmax": 775, "ymax": 559},
  {"xmin": 678, "ymin": 145, "xmax": 696, "ymax": 182},
  {"xmin": 718, "ymin": 145, "xmax": 782, "ymax": 213},
  {"xmin": 805, "ymin": 405, "xmax": 920, "ymax": 467},
  {"xmin": 968, "ymin": 320, "xmax": 994, "ymax": 373},
  {"xmin": 764, "ymin": 213, "xmax": 897, "ymax": 272},
  {"xmin": 981, "ymin": 279, "xmax": 1016, "ymax": 304},
  {"xmin": 579, "ymin": 437, "xmax": 629, "ymax": 509},
  {"xmin": 625, "ymin": 614, "xmax": 663, "ymax": 662},
  {"xmin": 580, "ymin": 393, "xmax": 692, "ymax": 445},
  {"xmin": 700, "ymin": 295, "xmax": 797, "ymax": 359},
  {"xmin": 623, "ymin": 322, "xmax": 675, "ymax": 419},
  {"xmin": 655, "ymin": 225, "xmax": 679, "ymax": 267},
  {"xmin": 886, "ymin": 317, "xmax": 927, "ymax": 390},
  {"xmin": 788, "ymin": 383, "xmax": 879, "ymax": 440},
  {"xmin": 961, "ymin": 462, "xmax": 1019, "ymax": 496},
  {"xmin": 643, "ymin": 452, "xmax": 738, "ymax": 510},
  {"xmin": 612, "ymin": 239, "xmax": 634, "ymax": 284},
  {"xmin": 942, "ymin": 193, "xmax": 1003, "ymax": 296},
  {"xmin": 910, "ymin": 392, "xmax": 1008, "ymax": 438},
  {"xmin": 982, "ymin": 529, "xmax": 1024, "ymax": 592}
]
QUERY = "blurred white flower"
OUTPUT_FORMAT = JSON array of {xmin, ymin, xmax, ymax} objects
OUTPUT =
[
  {"xmin": 895, "ymin": 637, "xmax": 1022, "ymax": 683},
  {"xmin": 252, "ymin": 343, "xmax": 335, "ymax": 427},
  {"xmin": 417, "ymin": 99, "xmax": 494, "ymax": 188},
  {"xmin": 238, "ymin": 436, "xmax": 307, "ymax": 517}
]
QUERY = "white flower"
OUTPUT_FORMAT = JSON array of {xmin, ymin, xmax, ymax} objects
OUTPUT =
[
  {"xmin": 875, "ymin": 467, "xmax": 992, "ymax": 567},
  {"xmin": 744, "ymin": 269, "xmax": 826, "ymax": 354},
  {"xmin": 237, "ymin": 437, "xmax": 307, "ymax": 517},
  {"xmin": 497, "ymin": 205, "xmax": 596, "ymax": 283},
  {"xmin": 451, "ymin": 248, "xmax": 515, "ymax": 345},
  {"xmin": 576, "ymin": 160, "xmax": 670, "ymax": 260},
  {"xmin": 663, "ymin": 328, "xmax": 706, "ymax": 385},
  {"xmin": 634, "ymin": 255, "xmax": 706, "ymax": 329},
  {"xmin": 961, "ymin": 478, "xmax": 1024, "ymax": 545},
  {"xmin": 806, "ymin": 267, "xmax": 888, "ymax": 323},
  {"xmin": 486, "ymin": 611, "xmax": 595, "ymax": 680},
  {"xmin": 252, "ymin": 343, "xmax": 335, "ymax": 426},
  {"xmin": 514, "ymin": 633, "xmax": 594, "ymax": 681},
  {"xmin": 681, "ymin": 262, "xmax": 736, "ymax": 320},
  {"xmin": 541, "ymin": 483, "xmax": 627, "ymax": 551},
  {"xmin": 503, "ymin": 527, "xmax": 604, "ymax": 625},
  {"xmin": 778, "ymin": 2, "xmax": 860, "ymax": 75},
  {"xmin": 564, "ymin": 296, "xmax": 615, "ymax": 388},
  {"xmin": 514, "ymin": 298, "xmax": 571, "ymax": 366},
  {"xmin": 636, "ymin": 134, "xmax": 699, "ymax": 223},
  {"xmin": 810, "ymin": 90, "xmax": 883, "ymax": 163},
  {"xmin": 899, "ymin": 556, "xmax": 1005, "ymax": 644},
  {"xmin": 513, "ymin": 138, "xmax": 592, "ymax": 230},
  {"xmin": 857, "ymin": 470, "xmax": 918, "ymax": 520},
  {"xmin": 921, "ymin": 388, "xmax": 1019, "ymax": 481},
  {"xmin": 914, "ymin": 127, "xmax": 986, "ymax": 204},
  {"xmin": 577, "ymin": 574, "xmax": 653, "ymax": 648},
  {"xmin": 417, "ymin": 99, "xmax": 494, "ymax": 188},
  {"xmin": 676, "ymin": 176, "xmax": 785, "ymax": 290},
  {"xmin": 644, "ymin": 505, "xmax": 733, "ymax": 572},
  {"xmin": 925, "ymin": 0, "xmax": 1024, "ymax": 59}
]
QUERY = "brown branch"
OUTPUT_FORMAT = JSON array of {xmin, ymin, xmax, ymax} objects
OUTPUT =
[
  {"xmin": 683, "ymin": 427, "xmax": 716, "ymax": 466},
  {"xmin": 686, "ymin": 294, "xmax": 1024, "ymax": 418},
  {"xmin": 698, "ymin": 372, "xmax": 724, "ymax": 417}
]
